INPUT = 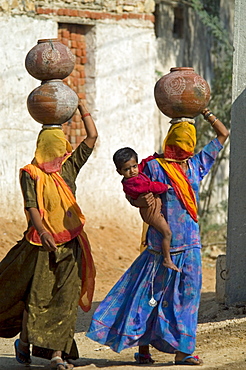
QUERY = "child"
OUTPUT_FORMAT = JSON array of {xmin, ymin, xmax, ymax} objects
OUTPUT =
[{"xmin": 113, "ymin": 147, "xmax": 179, "ymax": 272}]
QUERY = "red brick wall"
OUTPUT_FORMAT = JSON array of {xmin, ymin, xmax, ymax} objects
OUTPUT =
[
  {"xmin": 36, "ymin": 8, "xmax": 155, "ymax": 22},
  {"xmin": 58, "ymin": 24, "xmax": 88, "ymax": 148}
]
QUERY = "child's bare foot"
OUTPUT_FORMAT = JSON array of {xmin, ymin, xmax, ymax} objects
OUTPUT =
[{"xmin": 163, "ymin": 258, "xmax": 180, "ymax": 272}]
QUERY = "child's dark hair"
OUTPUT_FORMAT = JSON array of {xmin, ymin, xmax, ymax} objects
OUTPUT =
[{"xmin": 113, "ymin": 147, "xmax": 138, "ymax": 170}]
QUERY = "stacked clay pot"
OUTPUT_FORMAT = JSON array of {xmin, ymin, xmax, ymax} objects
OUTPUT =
[
  {"xmin": 25, "ymin": 39, "xmax": 78, "ymax": 125},
  {"xmin": 154, "ymin": 67, "xmax": 210, "ymax": 119}
]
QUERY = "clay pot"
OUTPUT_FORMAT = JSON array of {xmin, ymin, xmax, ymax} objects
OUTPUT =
[
  {"xmin": 27, "ymin": 80, "xmax": 79, "ymax": 125},
  {"xmin": 25, "ymin": 39, "xmax": 76, "ymax": 81},
  {"xmin": 154, "ymin": 67, "xmax": 210, "ymax": 118}
]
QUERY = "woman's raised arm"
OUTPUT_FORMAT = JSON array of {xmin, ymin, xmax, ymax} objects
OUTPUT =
[
  {"xmin": 202, "ymin": 108, "xmax": 229, "ymax": 145},
  {"xmin": 78, "ymin": 101, "xmax": 98, "ymax": 148}
]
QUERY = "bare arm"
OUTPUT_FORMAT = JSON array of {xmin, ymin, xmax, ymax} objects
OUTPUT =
[
  {"xmin": 78, "ymin": 101, "xmax": 98, "ymax": 148},
  {"xmin": 202, "ymin": 108, "xmax": 229, "ymax": 145},
  {"xmin": 28, "ymin": 207, "xmax": 57, "ymax": 252}
]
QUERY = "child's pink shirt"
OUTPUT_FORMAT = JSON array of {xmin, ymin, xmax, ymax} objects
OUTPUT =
[{"xmin": 122, "ymin": 154, "xmax": 169, "ymax": 200}]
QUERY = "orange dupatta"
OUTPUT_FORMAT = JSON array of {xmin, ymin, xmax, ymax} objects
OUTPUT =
[
  {"xmin": 159, "ymin": 121, "xmax": 198, "ymax": 222},
  {"xmin": 21, "ymin": 163, "xmax": 96, "ymax": 312},
  {"xmin": 156, "ymin": 158, "xmax": 198, "ymax": 222}
]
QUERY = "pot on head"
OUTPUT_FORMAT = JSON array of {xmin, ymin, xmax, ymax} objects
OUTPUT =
[
  {"xmin": 154, "ymin": 67, "xmax": 210, "ymax": 118},
  {"xmin": 27, "ymin": 79, "xmax": 78, "ymax": 125}
]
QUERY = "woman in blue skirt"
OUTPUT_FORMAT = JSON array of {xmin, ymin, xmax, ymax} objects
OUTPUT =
[{"xmin": 86, "ymin": 109, "xmax": 229, "ymax": 366}]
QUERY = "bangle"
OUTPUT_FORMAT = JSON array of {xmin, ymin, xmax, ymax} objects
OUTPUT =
[
  {"xmin": 204, "ymin": 111, "xmax": 213, "ymax": 119},
  {"xmin": 39, "ymin": 230, "xmax": 48, "ymax": 238},
  {"xmin": 211, "ymin": 117, "xmax": 218, "ymax": 126},
  {"xmin": 82, "ymin": 113, "xmax": 91, "ymax": 119}
]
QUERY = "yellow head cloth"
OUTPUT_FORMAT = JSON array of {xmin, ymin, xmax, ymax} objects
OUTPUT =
[
  {"xmin": 157, "ymin": 121, "xmax": 198, "ymax": 222},
  {"xmin": 34, "ymin": 128, "xmax": 72, "ymax": 173},
  {"xmin": 163, "ymin": 121, "xmax": 196, "ymax": 161}
]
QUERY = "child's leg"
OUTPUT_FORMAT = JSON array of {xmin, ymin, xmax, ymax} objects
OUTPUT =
[
  {"xmin": 140, "ymin": 198, "xmax": 179, "ymax": 272},
  {"xmin": 150, "ymin": 216, "xmax": 179, "ymax": 271}
]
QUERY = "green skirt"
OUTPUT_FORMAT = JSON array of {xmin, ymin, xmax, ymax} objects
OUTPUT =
[{"xmin": 0, "ymin": 235, "xmax": 82, "ymax": 357}]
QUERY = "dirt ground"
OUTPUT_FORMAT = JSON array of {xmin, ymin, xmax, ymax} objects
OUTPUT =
[{"xmin": 1, "ymin": 217, "xmax": 246, "ymax": 370}]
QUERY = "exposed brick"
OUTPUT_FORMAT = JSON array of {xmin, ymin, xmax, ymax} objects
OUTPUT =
[
  {"xmin": 81, "ymin": 128, "xmax": 87, "ymax": 136},
  {"xmin": 63, "ymin": 8, "xmax": 70, "ymax": 16},
  {"xmin": 63, "ymin": 125, "xmax": 67, "ymax": 134},
  {"xmin": 70, "ymin": 128, "xmax": 76, "ymax": 136},
  {"xmin": 61, "ymin": 38, "xmax": 69, "ymax": 46},
  {"xmin": 66, "ymin": 125, "xmax": 71, "ymax": 135},
  {"xmin": 84, "ymin": 11, "xmax": 91, "ymax": 18},
  {"xmin": 45, "ymin": 8, "xmax": 52, "ymax": 14},
  {"xmin": 70, "ymin": 9, "xmax": 78, "ymax": 17},
  {"xmin": 80, "ymin": 70, "xmax": 85, "ymax": 78},
  {"xmin": 70, "ymin": 136, "xmax": 76, "ymax": 144},
  {"xmin": 81, "ymin": 57, "xmax": 87, "ymax": 64},
  {"xmin": 36, "ymin": 7, "xmax": 44, "ymax": 14},
  {"xmin": 79, "ymin": 78, "xmax": 85, "ymax": 86},
  {"xmin": 70, "ymin": 32, "xmax": 77, "ymax": 41},
  {"xmin": 76, "ymin": 64, "xmax": 84, "ymax": 71},
  {"xmin": 115, "ymin": 14, "xmax": 122, "ymax": 20},
  {"xmin": 76, "ymin": 49, "xmax": 82, "ymax": 57},
  {"xmin": 145, "ymin": 14, "xmax": 155, "ymax": 22},
  {"xmin": 78, "ymin": 93, "xmax": 86, "ymax": 99},
  {"xmin": 73, "ymin": 78, "xmax": 78, "ymax": 86},
  {"xmin": 57, "ymin": 9, "xmax": 64, "ymax": 16},
  {"xmin": 74, "ymin": 114, "xmax": 80, "ymax": 122}
]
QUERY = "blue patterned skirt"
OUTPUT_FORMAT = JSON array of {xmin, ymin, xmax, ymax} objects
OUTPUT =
[{"xmin": 86, "ymin": 247, "xmax": 202, "ymax": 354}]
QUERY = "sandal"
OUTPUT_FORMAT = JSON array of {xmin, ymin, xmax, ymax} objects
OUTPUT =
[
  {"xmin": 14, "ymin": 338, "xmax": 31, "ymax": 365},
  {"xmin": 51, "ymin": 356, "xmax": 74, "ymax": 369},
  {"xmin": 134, "ymin": 352, "xmax": 155, "ymax": 364},
  {"xmin": 175, "ymin": 355, "xmax": 203, "ymax": 366}
]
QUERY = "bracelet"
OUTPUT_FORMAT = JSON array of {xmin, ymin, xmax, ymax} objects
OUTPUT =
[
  {"xmin": 204, "ymin": 111, "xmax": 213, "ymax": 119},
  {"xmin": 82, "ymin": 113, "xmax": 91, "ymax": 118},
  {"xmin": 39, "ymin": 230, "xmax": 49, "ymax": 238},
  {"xmin": 211, "ymin": 117, "xmax": 218, "ymax": 126}
]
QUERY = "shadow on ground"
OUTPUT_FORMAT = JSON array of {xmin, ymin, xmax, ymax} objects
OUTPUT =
[{"xmin": 199, "ymin": 291, "xmax": 246, "ymax": 324}]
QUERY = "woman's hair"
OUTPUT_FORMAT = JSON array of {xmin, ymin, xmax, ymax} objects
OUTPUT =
[{"xmin": 113, "ymin": 147, "xmax": 138, "ymax": 170}]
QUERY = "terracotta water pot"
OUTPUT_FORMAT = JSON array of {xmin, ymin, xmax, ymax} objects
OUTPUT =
[
  {"xmin": 25, "ymin": 39, "xmax": 76, "ymax": 81},
  {"xmin": 154, "ymin": 67, "xmax": 210, "ymax": 118},
  {"xmin": 27, "ymin": 79, "xmax": 79, "ymax": 125}
]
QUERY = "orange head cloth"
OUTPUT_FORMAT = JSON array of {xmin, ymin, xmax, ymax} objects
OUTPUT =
[
  {"xmin": 163, "ymin": 121, "xmax": 196, "ymax": 161},
  {"xmin": 34, "ymin": 127, "xmax": 72, "ymax": 173},
  {"xmin": 156, "ymin": 121, "xmax": 198, "ymax": 222}
]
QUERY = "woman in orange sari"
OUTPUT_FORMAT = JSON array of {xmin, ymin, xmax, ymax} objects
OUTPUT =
[{"xmin": 0, "ymin": 101, "xmax": 97, "ymax": 370}]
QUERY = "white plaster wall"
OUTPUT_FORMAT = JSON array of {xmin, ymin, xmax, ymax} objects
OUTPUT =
[
  {"xmin": 0, "ymin": 15, "xmax": 57, "ymax": 221},
  {"xmin": 76, "ymin": 19, "xmax": 157, "ymax": 230}
]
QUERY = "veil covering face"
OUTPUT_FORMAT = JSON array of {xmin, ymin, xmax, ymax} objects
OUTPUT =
[
  {"xmin": 163, "ymin": 121, "xmax": 196, "ymax": 161},
  {"xmin": 34, "ymin": 128, "xmax": 73, "ymax": 173},
  {"xmin": 156, "ymin": 121, "xmax": 198, "ymax": 222}
]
